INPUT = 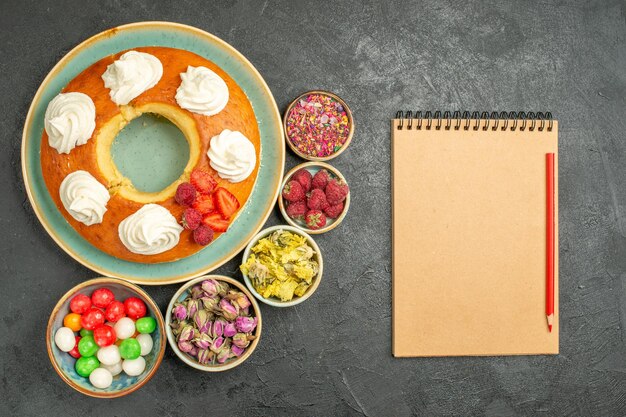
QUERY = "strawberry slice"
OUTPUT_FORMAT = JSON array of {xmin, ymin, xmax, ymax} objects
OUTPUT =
[
  {"xmin": 192, "ymin": 194, "xmax": 215, "ymax": 215},
  {"xmin": 190, "ymin": 169, "xmax": 217, "ymax": 194},
  {"xmin": 213, "ymin": 187, "xmax": 240, "ymax": 219},
  {"xmin": 202, "ymin": 212, "xmax": 229, "ymax": 233}
]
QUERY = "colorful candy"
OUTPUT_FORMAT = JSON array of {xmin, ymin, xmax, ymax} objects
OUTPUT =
[
  {"xmin": 135, "ymin": 317, "xmax": 156, "ymax": 334},
  {"xmin": 119, "ymin": 338, "xmax": 141, "ymax": 360},
  {"xmin": 136, "ymin": 334, "xmax": 153, "ymax": 356},
  {"xmin": 78, "ymin": 335, "xmax": 99, "ymax": 357},
  {"xmin": 63, "ymin": 313, "xmax": 82, "ymax": 332},
  {"xmin": 97, "ymin": 345, "xmax": 121, "ymax": 365},
  {"xmin": 55, "ymin": 287, "xmax": 155, "ymax": 389},
  {"xmin": 122, "ymin": 357, "xmax": 146, "ymax": 376},
  {"xmin": 89, "ymin": 367, "xmax": 113, "ymax": 389},
  {"xmin": 80, "ymin": 308, "xmax": 105, "ymax": 330},
  {"xmin": 69, "ymin": 294, "xmax": 92, "ymax": 314},
  {"xmin": 54, "ymin": 327, "xmax": 76, "ymax": 352},
  {"xmin": 124, "ymin": 297, "xmax": 147, "ymax": 320},
  {"xmin": 91, "ymin": 288, "xmax": 115, "ymax": 308},
  {"xmin": 75, "ymin": 356, "xmax": 99, "ymax": 377},
  {"xmin": 114, "ymin": 317, "xmax": 135, "ymax": 339}
]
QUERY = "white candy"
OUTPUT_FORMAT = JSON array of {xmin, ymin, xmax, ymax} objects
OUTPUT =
[
  {"xmin": 136, "ymin": 333, "xmax": 153, "ymax": 356},
  {"xmin": 54, "ymin": 327, "xmax": 76, "ymax": 352},
  {"xmin": 114, "ymin": 317, "xmax": 135, "ymax": 339},
  {"xmin": 97, "ymin": 345, "xmax": 121, "ymax": 366},
  {"xmin": 101, "ymin": 361, "xmax": 123, "ymax": 377},
  {"xmin": 122, "ymin": 357, "xmax": 146, "ymax": 376},
  {"xmin": 89, "ymin": 367, "xmax": 113, "ymax": 389}
]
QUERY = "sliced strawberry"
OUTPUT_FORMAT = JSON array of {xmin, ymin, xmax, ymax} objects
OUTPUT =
[
  {"xmin": 202, "ymin": 212, "xmax": 229, "ymax": 233},
  {"xmin": 213, "ymin": 187, "xmax": 240, "ymax": 219},
  {"xmin": 192, "ymin": 194, "xmax": 215, "ymax": 215},
  {"xmin": 190, "ymin": 169, "xmax": 217, "ymax": 194}
]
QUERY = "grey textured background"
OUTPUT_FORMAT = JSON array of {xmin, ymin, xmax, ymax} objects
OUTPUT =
[{"xmin": 1, "ymin": 0, "xmax": 625, "ymax": 416}]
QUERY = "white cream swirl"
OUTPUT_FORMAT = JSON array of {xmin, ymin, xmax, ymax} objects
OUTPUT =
[
  {"xmin": 59, "ymin": 171, "xmax": 110, "ymax": 226},
  {"xmin": 118, "ymin": 204, "xmax": 183, "ymax": 255},
  {"xmin": 102, "ymin": 51, "xmax": 163, "ymax": 105},
  {"xmin": 175, "ymin": 66, "xmax": 229, "ymax": 116},
  {"xmin": 207, "ymin": 129, "xmax": 256, "ymax": 183},
  {"xmin": 44, "ymin": 92, "xmax": 96, "ymax": 154}
]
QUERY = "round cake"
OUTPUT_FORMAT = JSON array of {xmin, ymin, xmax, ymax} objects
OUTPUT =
[{"xmin": 40, "ymin": 47, "xmax": 261, "ymax": 263}]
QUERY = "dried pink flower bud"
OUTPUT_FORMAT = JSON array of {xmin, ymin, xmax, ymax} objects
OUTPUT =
[
  {"xmin": 197, "ymin": 348, "xmax": 211, "ymax": 364},
  {"xmin": 201, "ymin": 279, "xmax": 220, "ymax": 296},
  {"xmin": 223, "ymin": 322, "xmax": 237, "ymax": 338},
  {"xmin": 190, "ymin": 284, "xmax": 204, "ymax": 299},
  {"xmin": 178, "ymin": 340, "xmax": 194, "ymax": 353},
  {"xmin": 186, "ymin": 299, "xmax": 199, "ymax": 318},
  {"xmin": 212, "ymin": 318, "xmax": 226, "ymax": 338},
  {"xmin": 232, "ymin": 333, "xmax": 250, "ymax": 349},
  {"xmin": 173, "ymin": 304, "xmax": 187, "ymax": 321},
  {"xmin": 232, "ymin": 292, "xmax": 251, "ymax": 310},
  {"xmin": 194, "ymin": 310, "xmax": 210, "ymax": 333},
  {"xmin": 235, "ymin": 316, "xmax": 258, "ymax": 333},
  {"xmin": 219, "ymin": 298, "xmax": 238, "ymax": 320},
  {"xmin": 210, "ymin": 336, "xmax": 225, "ymax": 353},
  {"xmin": 194, "ymin": 333, "xmax": 213, "ymax": 350},
  {"xmin": 217, "ymin": 347, "xmax": 231, "ymax": 364},
  {"xmin": 231, "ymin": 345, "xmax": 245, "ymax": 357},
  {"xmin": 189, "ymin": 345, "xmax": 198, "ymax": 357},
  {"xmin": 178, "ymin": 325, "xmax": 195, "ymax": 342},
  {"xmin": 200, "ymin": 295, "xmax": 219, "ymax": 311}
]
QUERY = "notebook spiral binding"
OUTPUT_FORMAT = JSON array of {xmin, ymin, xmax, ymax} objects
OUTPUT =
[{"xmin": 395, "ymin": 110, "xmax": 553, "ymax": 132}]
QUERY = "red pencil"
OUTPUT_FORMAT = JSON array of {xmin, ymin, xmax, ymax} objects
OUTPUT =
[{"xmin": 546, "ymin": 153, "xmax": 555, "ymax": 332}]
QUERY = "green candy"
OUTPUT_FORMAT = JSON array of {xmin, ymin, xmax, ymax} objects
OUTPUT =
[
  {"xmin": 78, "ymin": 335, "xmax": 99, "ymax": 357},
  {"xmin": 119, "ymin": 338, "xmax": 141, "ymax": 360},
  {"xmin": 75, "ymin": 356, "xmax": 99, "ymax": 377},
  {"xmin": 135, "ymin": 317, "xmax": 156, "ymax": 334},
  {"xmin": 79, "ymin": 329, "xmax": 93, "ymax": 338}
]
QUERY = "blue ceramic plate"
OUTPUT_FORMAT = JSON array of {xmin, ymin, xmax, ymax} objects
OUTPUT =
[
  {"xmin": 22, "ymin": 22, "xmax": 285, "ymax": 284},
  {"xmin": 47, "ymin": 278, "xmax": 166, "ymax": 398}
]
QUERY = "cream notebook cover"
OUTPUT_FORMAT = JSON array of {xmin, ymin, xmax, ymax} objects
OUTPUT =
[{"xmin": 392, "ymin": 112, "xmax": 558, "ymax": 357}]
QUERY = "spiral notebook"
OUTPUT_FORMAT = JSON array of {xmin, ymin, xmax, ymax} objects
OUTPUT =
[{"xmin": 392, "ymin": 111, "xmax": 559, "ymax": 357}]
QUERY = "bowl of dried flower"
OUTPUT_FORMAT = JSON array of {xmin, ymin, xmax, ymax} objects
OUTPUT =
[
  {"xmin": 165, "ymin": 275, "xmax": 262, "ymax": 372},
  {"xmin": 240, "ymin": 225, "xmax": 323, "ymax": 307}
]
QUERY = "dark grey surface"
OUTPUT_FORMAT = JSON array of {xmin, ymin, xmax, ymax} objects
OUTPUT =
[{"xmin": 1, "ymin": 0, "xmax": 625, "ymax": 415}]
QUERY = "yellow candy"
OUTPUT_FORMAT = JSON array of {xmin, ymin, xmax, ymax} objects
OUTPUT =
[{"xmin": 63, "ymin": 313, "xmax": 82, "ymax": 332}]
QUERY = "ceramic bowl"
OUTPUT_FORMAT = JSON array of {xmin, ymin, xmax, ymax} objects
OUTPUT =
[
  {"xmin": 278, "ymin": 162, "xmax": 350, "ymax": 234},
  {"xmin": 241, "ymin": 225, "xmax": 323, "ymax": 307},
  {"xmin": 283, "ymin": 90, "xmax": 354, "ymax": 161},
  {"xmin": 165, "ymin": 275, "xmax": 262, "ymax": 372},
  {"xmin": 46, "ymin": 277, "xmax": 166, "ymax": 398}
]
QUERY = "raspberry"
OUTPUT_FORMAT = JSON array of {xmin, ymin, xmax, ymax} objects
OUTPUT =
[
  {"xmin": 181, "ymin": 208, "xmax": 202, "ymax": 230},
  {"xmin": 291, "ymin": 169, "xmax": 312, "ymax": 192},
  {"xmin": 193, "ymin": 224, "xmax": 214, "ymax": 245},
  {"xmin": 305, "ymin": 210, "xmax": 327, "ymax": 230},
  {"xmin": 323, "ymin": 201, "xmax": 344, "ymax": 219},
  {"xmin": 175, "ymin": 182, "xmax": 196, "ymax": 206},
  {"xmin": 282, "ymin": 180, "xmax": 305, "ymax": 202},
  {"xmin": 311, "ymin": 169, "xmax": 331, "ymax": 190},
  {"xmin": 286, "ymin": 201, "xmax": 307, "ymax": 220},
  {"xmin": 307, "ymin": 188, "xmax": 327, "ymax": 210},
  {"xmin": 325, "ymin": 178, "xmax": 349, "ymax": 205}
]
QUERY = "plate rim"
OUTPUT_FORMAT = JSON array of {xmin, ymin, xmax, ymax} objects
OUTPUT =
[{"xmin": 21, "ymin": 21, "xmax": 285, "ymax": 285}]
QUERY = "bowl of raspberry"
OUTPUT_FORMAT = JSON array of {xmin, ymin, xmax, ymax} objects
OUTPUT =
[{"xmin": 278, "ymin": 162, "xmax": 350, "ymax": 234}]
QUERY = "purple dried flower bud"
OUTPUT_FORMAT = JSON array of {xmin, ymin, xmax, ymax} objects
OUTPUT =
[
  {"xmin": 217, "ymin": 347, "xmax": 231, "ymax": 364},
  {"xmin": 232, "ymin": 292, "xmax": 251, "ymax": 310},
  {"xmin": 194, "ymin": 310, "xmax": 210, "ymax": 333},
  {"xmin": 201, "ymin": 279, "xmax": 219, "ymax": 296},
  {"xmin": 178, "ymin": 340, "xmax": 194, "ymax": 353},
  {"xmin": 189, "ymin": 345, "xmax": 199, "ymax": 357},
  {"xmin": 235, "ymin": 316, "xmax": 258, "ymax": 333},
  {"xmin": 193, "ymin": 333, "xmax": 213, "ymax": 350},
  {"xmin": 223, "ymin": 322, "xmax": 237, "ymax": 338},
  {"xmin": 212, "ymin": 318, "xmax": 226, "ymax": 338},
  {"xmin": 200, "ymin": 296, "xmax": 219, "ymax": 311},
  {"xmin": 197, "ymin": 348, "xmax": 211, "ymax": 365},
  {"xmin": 173, "ymin": 304, "xmax": 187, "ymax": 321},
  {"xmin": 191, "ymin": 284, "xmax": 204, "ymax": 299},
  {"xmin": 216, "ymin": 281, "xmax": 230, "ymax": 296},
  {"xmin": 178, "ymin": 325, "xmax": 195, "ymax": 342},
  {"xmin": 232, "ymin": 332, "xmax": 250, "ymax": 349},
  {"xmin": 231, "ymin": 345, "xmax": 245, "ymax": 357},
  {"xmin": 210, "ymin": 336, "xmax": 225, "ymax": 353},
  {"xmin": 219, "ymin": 298, "xmax": 239, "ymax": 320},
  {"xmin": 186, "ymin": 299, "xmax": 199, "ymax": 318}
]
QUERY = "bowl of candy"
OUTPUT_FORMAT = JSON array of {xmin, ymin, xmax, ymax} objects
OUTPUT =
[
  {"xmin": 46, "ymin": 277, "xmax": 166, "ymax": 398},
  {"xmin": 240, "ymin": 225, "xmax": 323, "ymax": 307},
  {"xmin": 165, "ymin": 275, "xmax": 262, "ymax": 372}
]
